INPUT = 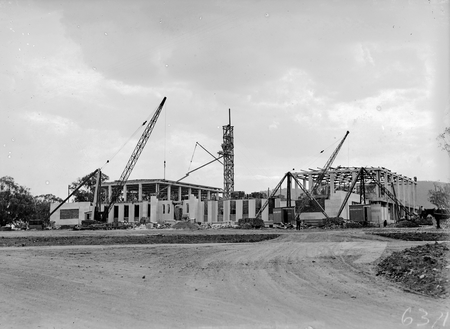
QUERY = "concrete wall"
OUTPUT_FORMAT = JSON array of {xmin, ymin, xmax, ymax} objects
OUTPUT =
[
  {"xmin": 301, "ymin": 191, "xmax": 360, "ymax": 221},
  {"xmin": 52, "ymin": 195, "xmax": 325, "ymax": 227},
  {"xmin": 50, "ymin": 202, "xmax": 92, "ymax": 226}
]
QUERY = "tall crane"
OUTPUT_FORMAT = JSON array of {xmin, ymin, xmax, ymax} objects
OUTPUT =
[
  {"xmin": 105, "ymin": 97, "xmax": 167, "ymax": 217},
  {"xmin": 310, "ymin": 131, "xmax": 349, "ymax": 195},
  {"xmin": 48, "ymin": 97, "xmax": 167, "ymax": 223}
]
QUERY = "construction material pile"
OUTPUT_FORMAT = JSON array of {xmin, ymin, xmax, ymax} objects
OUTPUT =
[
  {"xmin": 171, "ymin": 221, "xmax": 201, "ymax": 230},
  {"xmin": 237, "ymin": 218, "xmax": 265, "ymax": 229},
  {"xmin": 376, "ymin": 242, "xmax": 449, "ymax": 298}
]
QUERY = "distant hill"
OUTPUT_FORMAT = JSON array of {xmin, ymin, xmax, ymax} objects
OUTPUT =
[{"xmin": 416, "ymin": 181, "xmax": 450, "ymax": 209}]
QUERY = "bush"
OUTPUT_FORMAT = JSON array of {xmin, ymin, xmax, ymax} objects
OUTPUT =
[
  {"xmin": 417, "ymin": 217, "xmax": 433, "ymax": 225},
  {"xmin": 237, "ymin": 218, "xmax": 265, "ymax": 229},
  {"xmin": 345, "ymin": 222, "xmax": 362, "ymax": 228},
  {"xmin": 81, "ymin": 219, "xmax": 101, "ymax": 226},
  {"xmin": 395, "ymin": 220, "xmax": 419, "ymax": 228}
]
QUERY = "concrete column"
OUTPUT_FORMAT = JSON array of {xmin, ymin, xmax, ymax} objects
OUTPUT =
[
  {"xmin": 108, "ymin": 205, "xmax": 114, "ymax": 223},
  {"xmin": 198, "ymin": 189, "xmax": 202, "ymax": 202},
  {"xmin": 123, "ymin": 185, "xmax": 127, "ymax": 202},
  {"xmin": 142, "ymin": 201, "xmax": 149, "ymax": 218},
  {"xmin": 167, "ymin": 185, "xmax": 171, "ymax": 201},
  {"xmin": 384, "ymin": 173, "xmax": 389, "ymax": 201},
  {"xmin": 188, "ymin": 194, "xmax": 198, "ymax": 221},
  {"xmin": 223, "ymin": 200, "xmax": 230, "ymax": 222},
  {"xmin": 236, "ymin": 200, "xmax": 243, "ymax": 221},
  {"xmin": 330, "ymin": 173, "xmax": 335, "ymax": 195},
  {"xmin": 352, "ymin": 171, "xmax": 357, "ymax": 193},
  {"xmin": 308, "ymin": 175, "xmax": 313, "ymax": 192},
  {"xmin": 402, "ymin": 177, "xmax": 407, "ymax": 206},
  {"xmin": 178, "ymin": 186, "xmax": 182, "ymax": 201},
  {"xmin": 188, "ymin": 187, "xmax": 192, "ymax": 196},
  {"xmin": 129, "ymin": 204, "xmax": 134, "ymax": 222},
  {"xmin": 409, "ymin": 180, "xmax": 414, "ymax": 208},
  {"xmin": 406, "ymin": 180, "xmax": 410, "ymax": 208},
  {"xmin": 118, "ymin": 204, "xmax": 124, "ymax": 222},
  {"xmin": 208, "ymin": 201, "xmax": 218, "ymax": 223},
  {"xmin": 375, "ymin": 171, "xmax": 380, "ymax": 198},
  {"xmin": 207, "ymin": 191, "xmax": 211, "ymax": 200},
  {"xmin": 261, "ymin": 199, "xmax": 269, "ymax": 223},
  {"xmin": 138, "ymin": 183, "xmax": 142, "ymax": 201},
  {"xmin": 150, "ymin": 196, "xmax": 158, "ymax": 223},
  {"xmin": 248, "ymin": 199, "xmax": 256, "ymax": 218},
  {"xmin": 108, "ymin": 186, "xmax": 112, "ymax": 202},
  {"xmin": 413, "ymin": 177, "xmax": 417, "ymax": 210}
]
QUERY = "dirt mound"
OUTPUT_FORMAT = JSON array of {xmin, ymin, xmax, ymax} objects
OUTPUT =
[
  {"xmin": 171, "ymin": 221, "xmax": 201, "ymax": 230},
  {"xmin": 370, "ymin": 231, "xmax": 449, "ymax": 241},
  {"xmin": 376, "ymin": 242, "xmax": 450, "ymax": 298}
]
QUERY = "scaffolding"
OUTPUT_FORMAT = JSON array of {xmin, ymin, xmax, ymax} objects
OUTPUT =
[{"xmin": 221, "ymin": 109, "xmax": 234, "ymax": 199}]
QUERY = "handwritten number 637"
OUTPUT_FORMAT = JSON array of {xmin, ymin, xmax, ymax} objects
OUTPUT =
[{"xmin": 402, "ymin": 307, "xmax": 449, "ymax": 327}]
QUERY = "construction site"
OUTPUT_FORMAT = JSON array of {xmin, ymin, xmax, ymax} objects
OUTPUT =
[
  {"xmin": 3, "ymin": 98, "xmax": 449, "ymax": 329},
  {"xmin": 49, "ymin": 98, "xmax": 419, "ymax": 230}
]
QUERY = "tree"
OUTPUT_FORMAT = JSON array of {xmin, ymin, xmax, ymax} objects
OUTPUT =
[
  {"xmin": 69, "ymin": 171, "xmax": 109, "ymax": 202},
  {"xmin": 428, "ymin": 183, "xmax": 450, "ymax": 209},
  {"xmin": 0, "ymin": 176, "xmax": 35, "ymax": 226},
  {"xmin": 34, "ymin": 194, "xmax": 63, "ymax": 225},
  {"xmin": 437, "ymin": 127, "xmax": 450, "ymax": 155}
]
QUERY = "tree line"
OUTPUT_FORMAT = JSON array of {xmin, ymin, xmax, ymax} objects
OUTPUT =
[{"xmin": 0, "ymin": 172, "xmax": 108, "ymax": 227}]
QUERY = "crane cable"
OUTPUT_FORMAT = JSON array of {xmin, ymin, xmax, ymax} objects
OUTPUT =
[
  {"xmin": 100, "ymin": 103, "xmax": 160, "ymax": 171},
  {"xmin": 163, "ymin": 103, "xmax": 168, "ymax": 179},
  {"xmin": 187, "ymin": 143, "xmax": 198, "ymax": 172},
  {"xmin": 297, "ymin": 137, "xmax": 340, "ymax": 172}
]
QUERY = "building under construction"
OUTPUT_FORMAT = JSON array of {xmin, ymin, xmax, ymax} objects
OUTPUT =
[
  {"xmin": 292, "ymin": 166, "xmax": 417, "ymax": 225},
  {"xmin": 50, "ymin": 165, "xmax": 417, "ymax": 227},
  {"xmin": 48, "ymin": 98, "xmax": 417, "ymax": 228}
]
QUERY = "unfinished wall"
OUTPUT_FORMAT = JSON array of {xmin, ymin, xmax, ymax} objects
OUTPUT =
[{"xmin": 50, "ymin": 202, "xmax": 92, "ymax": 227}]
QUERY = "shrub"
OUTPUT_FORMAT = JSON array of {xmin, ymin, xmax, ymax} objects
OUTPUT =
[
  {"xmin": 345, "ymin": 222, "xmax": 362, "ymax": 228},
  {"xmin": 395, "ymin": 220, "xmax": 419, "ymax": 228},
  {"xmin": 417, "ymin": 217, "xmax": 433, "ymax": 225},
  {"xmin": 237, "ymin": 218, "xmax": 265, "ymax": 229}
]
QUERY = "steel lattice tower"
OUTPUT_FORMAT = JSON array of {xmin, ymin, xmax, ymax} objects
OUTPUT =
[{"xmin": 221, "ymin": 109, "xmax": 234, "ymax": 199}]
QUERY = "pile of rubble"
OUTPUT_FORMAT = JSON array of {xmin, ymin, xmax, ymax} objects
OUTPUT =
[
  {"xmin": 172, "ymin": 221, "xmax": 201, "ymax": 230},
  {"xmin": 376, "ymin": 242, "xmax": 449, "ymax": 298}
]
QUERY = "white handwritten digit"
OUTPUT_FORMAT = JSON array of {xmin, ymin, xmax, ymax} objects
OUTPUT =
[
  {"xmin": 432, "ymin": 312, "xmax": 443, "ymax": 329},
  {"xmin": 443, "ymin": 312, "xmax": 449, "ymax": 326},
  {"xmin": 402, "ymin": 307, "xmax": 413, "ymax": 326},
  {"xmin": 417, "ymin": 308, "xmax": 429, "ymax": 327}
]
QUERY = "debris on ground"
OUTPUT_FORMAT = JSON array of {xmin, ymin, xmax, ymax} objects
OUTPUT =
[
  {"xmin": 376, "ymin": 242, "xmax": 450, "ymax": 298},
  {"xmin": 171, "ymin": 221, "xmax": 201, "ymax": 230}
]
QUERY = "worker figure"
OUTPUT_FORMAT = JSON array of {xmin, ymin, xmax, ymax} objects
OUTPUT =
[{"xmin": 295, "ymin": 214, "xmax": 301, "ymax": 230}]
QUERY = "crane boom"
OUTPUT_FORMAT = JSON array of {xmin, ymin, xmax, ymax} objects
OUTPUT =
[
  {"xmin": 311, "ymin": 131, "xmax": 349, "ymax": 195},
  {"xmin": 106, "ymin": 97, "xmax": 167, "ymax": 213}
]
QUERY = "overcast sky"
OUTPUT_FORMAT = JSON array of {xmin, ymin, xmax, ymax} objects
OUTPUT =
[{"xmin": 1, "ymin": 0, "xmax": 449, "ymax": 199}]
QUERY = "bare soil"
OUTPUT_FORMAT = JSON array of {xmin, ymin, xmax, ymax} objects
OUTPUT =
[{"xmin": 0, "ymin": 228, "xmax": 449, "ymax": 329}]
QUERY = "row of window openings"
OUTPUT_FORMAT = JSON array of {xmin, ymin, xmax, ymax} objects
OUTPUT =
[{"xmin": 113, "ymin": 204, "xmax": 176, "ymax": 218}]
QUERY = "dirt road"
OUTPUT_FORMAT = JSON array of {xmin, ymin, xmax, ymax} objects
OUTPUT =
[{"xmin": 0, "ymin": 230, "xmax": 448, "ymax": 329}]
